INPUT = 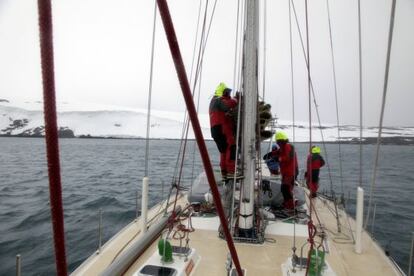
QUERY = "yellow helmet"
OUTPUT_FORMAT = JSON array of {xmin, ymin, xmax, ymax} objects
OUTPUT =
[
  {"xmin": 311, "ymin": 146, "xmax": 321, "ymax": 154},
  {"xmin": 215, "ymin": 82, "xmax": 228, "ymax": 97},
  {"xmin": 275, "ymin": 131, "xmax": 288, "ymax": 141}
]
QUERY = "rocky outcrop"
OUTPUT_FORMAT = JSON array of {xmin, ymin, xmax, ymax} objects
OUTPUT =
[
  {"xmin": 58, "ymin": 127, "xmax": 75, "ymax": 138},
  {"xmin": 2, "ymin": 124, "xmax": 75, "ymax": 138},
  {"xmin": 1, "ymin": 119, "xmax": 29, "ymax": 134},
  {"xmin": 18, "ymin": 126, "xmax": 45, "ymax": 137}
]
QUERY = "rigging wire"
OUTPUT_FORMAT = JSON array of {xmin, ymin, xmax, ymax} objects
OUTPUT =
[
  {"xmin": 305, "ymin": 0, "xmax": 311, "ymax": 154},
  {"xmin": 304, "ymin": 1, "xmax": 316, "ymax": 274},
  {"xmin": 165, "ymin": 0, "xmax": 209, "ymax": 216},
  {"xmin": 262, "ymin": 0, "xmax": 267, "ymax": 100},
  {"xmin": 289, "ymin": 0, "xmax": 344, "ymax": 236},
  {"xmin": 175, "ymin": 0, "xmax": 218, "ymax": 204},
  {"xmin": 171, "ymin": 0, "xmax": 220, "ymax": 214},
  {"xmin": 290, "ymin": 0, "xmax": 335, "ymax": 198},
  {"xmin": 189, "ymin": 0, "xmax": 204, "ymax": 199},
  {"xmin": 172, "ymin": 0, "xmax": 214, "ymax": 213},
  {"xmin": 358, "ymin": 0, "xmax": 363, "ymax": 189},
  {"xmin": 189, "ymin": 0, "xmax": 204, "ymax": 88},
  {"xmin": 289, "ymin": 0, "xmax": 296, "ymax": 145},
  {"xmin": 364, "ymin": 0, "xmax": 397, "ymax": 229},
  {"xmin": 325, "ymin": 0, "xmax": 344, "ymax": 196},
  {"xmin": 229, "ymin": 0, "xmax": 244, "ymax": 235},
  {"xmin": 233, "ymin": 0, "xmax": 248, "ymax": 233},
  {"xmin": 144, "ymin": 0, "xmax": 158, "ymax": 177},
  {"xmin": 171, "ymin": 0, "xmax": 209, "ymax": 188},
  {"xmin": 156, "ymin": 0, "xmax": 244, "ymax": 271},
  {"xmin": 288, "ymin": 0, "xmax": 297, "ymax": 257}
]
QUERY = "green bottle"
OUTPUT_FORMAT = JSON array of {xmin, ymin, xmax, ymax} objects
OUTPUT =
[{"xmin": 158, "ymin": 238, "xmax": 173, "ymax": 263}]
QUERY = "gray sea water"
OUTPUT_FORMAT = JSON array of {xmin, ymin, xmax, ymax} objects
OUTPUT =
[{"xmin": 0, "ymin": 137, "xmax": 413, "ymax": 275}]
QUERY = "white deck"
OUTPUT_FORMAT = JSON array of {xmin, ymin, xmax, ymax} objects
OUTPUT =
[{"xmin": 71, "ymin": 190, "xmax": 403, "ymax": 276}]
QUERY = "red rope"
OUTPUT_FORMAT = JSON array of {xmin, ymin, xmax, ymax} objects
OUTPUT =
[
  {"xmin": 37, "ymin": 1, "xmax": 67, "ymax": 275},
  {"xmin": 156, "ymin": 1, "xmax": 243, "ymax": 275}
]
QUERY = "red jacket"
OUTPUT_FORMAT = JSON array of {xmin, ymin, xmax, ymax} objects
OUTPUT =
[
  {"xmin": 307, "ymin": 153, "xmax": 325, "ymax": 171},
  {"xmin": 278, "ymin": 142, "xmax": 298, "ymax": 177},
  {"xmin": 209, "ymin": 95, "xmax": 238, "ymax": 128},
  {"xmin": 306, "ymin": 153, "xmax": 325, "ymax": 182}
]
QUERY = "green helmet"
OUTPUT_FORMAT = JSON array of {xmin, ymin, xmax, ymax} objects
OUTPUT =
[
  {"xmin": 214, "ymin": 82, "xmax": 227, "ymax": 97},
  {"xmin": 312, "ymin": 146, "xmax": 321, "ymax": 154},
  {"xmin": 275, "ymin": 131, "xmax": 288, "ymax": 141}
]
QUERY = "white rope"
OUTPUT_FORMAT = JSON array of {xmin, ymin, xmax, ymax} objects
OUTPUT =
[{"xmin": 365, "ymin": 0, "xmax": 397, "ymax": 229}]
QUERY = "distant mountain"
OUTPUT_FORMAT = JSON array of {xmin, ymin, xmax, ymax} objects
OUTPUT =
[
  {"xmin": 0, "ymin": 100, "xmax": 210, "ymax": 139},
  {"xmin": 1, "ymin": 100, "xmax": 414, "ymax": 144}
]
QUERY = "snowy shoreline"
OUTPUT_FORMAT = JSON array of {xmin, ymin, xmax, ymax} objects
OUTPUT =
[{"xmin": 2, "ymin": 100, "xmax": 414, "ymax": 143}]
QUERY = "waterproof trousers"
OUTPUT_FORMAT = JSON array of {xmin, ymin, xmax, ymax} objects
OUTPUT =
[
  {"xmin": 211, "ymin": 124, "xmax": 236, "ymax": 175},
  {"xmin": 306, "ymin": 169, "xmax": 320, "ymax": 197},
  {"xmin": 281, "ymin": 175, "xmax": 295, "ymax": 209}
]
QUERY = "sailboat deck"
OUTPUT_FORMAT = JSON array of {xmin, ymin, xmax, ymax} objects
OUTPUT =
[
  {"xmin": 124, "ymin": 198, "xmax": 400, "ymax": 276},
  {"xmin": 72, "ymin": 193, "xmax": 402, "ymax": 276}
]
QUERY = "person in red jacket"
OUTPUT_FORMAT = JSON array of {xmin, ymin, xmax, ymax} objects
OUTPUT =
[
  {"xmin": 305, "ymin": 146, "xmax": 325, "ymax": 198},
  {"xmin": 275, "ymin": 131, "xmax": 298, "ymax": 209},
  {"xmin": 209, "ymin": 83, "xmax": 238, "ymax": 180}
]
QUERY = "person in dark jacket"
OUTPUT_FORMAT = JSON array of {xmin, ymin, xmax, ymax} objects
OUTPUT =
[
  {"xmin": 263, "ymin": 143, "xmax": 280, "ymax": 175},
  {"xmin": 209, "ymin": 83, "xmax": 238, "ymax": 180},
  {"xmin": 275, "ymin": 131, "xmax": 298, "ymax": 209},
  {"xmin": 305, "ymin": 146, "xmax": 325, "ymax": 198}
]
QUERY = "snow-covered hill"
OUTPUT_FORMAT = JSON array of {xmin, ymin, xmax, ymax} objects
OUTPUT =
[{"xmin": 1, "ymin": 100, "xmax": 414, "ymax": 142}]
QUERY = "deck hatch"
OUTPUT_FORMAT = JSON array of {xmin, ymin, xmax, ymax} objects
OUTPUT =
[{"xmin": 139, "ymin": 265, "xmax": 177, "ymax": 276}]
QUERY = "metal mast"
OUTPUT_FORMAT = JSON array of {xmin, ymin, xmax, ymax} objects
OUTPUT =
[{"xmin": 239, "ymin": 0, "xmax": 259, "ymax": 233}]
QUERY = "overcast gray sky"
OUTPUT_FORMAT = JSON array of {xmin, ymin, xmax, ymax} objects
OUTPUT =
[{"xmin": 0, "ymin": 0, "xmax": 413, "ymax": 126}]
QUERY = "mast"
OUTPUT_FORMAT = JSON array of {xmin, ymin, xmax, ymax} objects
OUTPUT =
[{"xmin": 239, "ymin": 0, "xmax": 259, "ymax": 233}]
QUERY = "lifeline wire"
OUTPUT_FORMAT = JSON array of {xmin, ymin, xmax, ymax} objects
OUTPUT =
[{"xmin": 365, "ymin": 0, "xmax": 397, "ymax": 230}]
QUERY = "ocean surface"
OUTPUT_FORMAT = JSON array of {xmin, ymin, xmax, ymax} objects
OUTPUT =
[{"xmin": 0, "ymin": 137, "xmax": 413, "ymax": 275}]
